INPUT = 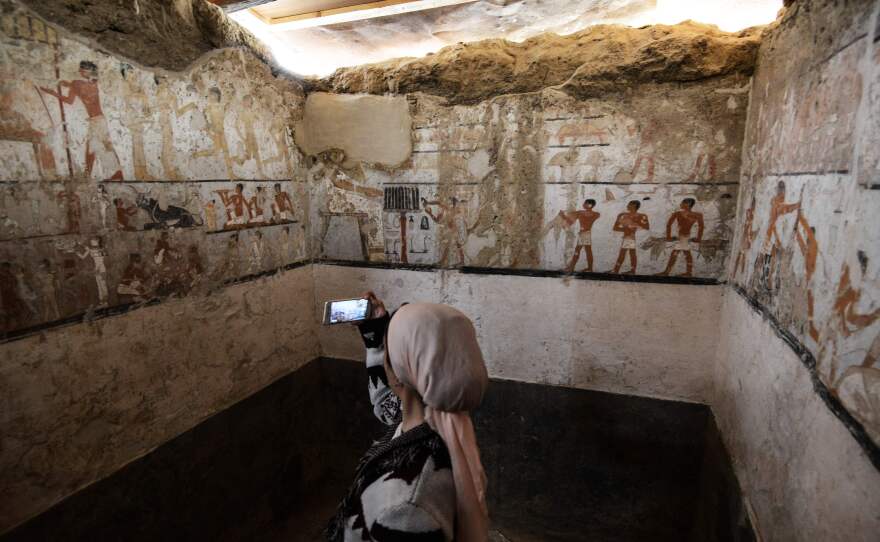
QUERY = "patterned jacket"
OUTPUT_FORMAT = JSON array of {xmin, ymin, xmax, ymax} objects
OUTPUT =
[{"xmin": 325, "ymin": 314, "xmax": 456, "ymax": 541}]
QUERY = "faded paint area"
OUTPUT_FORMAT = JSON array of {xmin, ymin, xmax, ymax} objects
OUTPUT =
[
  {"xmin": 295, "ymin": 93, "xmax": 412, "ymax": 168},
  {"xmin": 729, "ymin": 0, "xmax": 880, "ymax": 446},
  {"xmin": 307, "ymin": 73, "xmax": 748, "ymax": 277},
  {"xmin": 714, "ymin": 292, "xmax": 880, "ymax": 541},
  {"xmin": 0, "ymin": 265, "xmax": 320, "ymax": 532},
  {"xmin": 314, "ymin": 264, "xmax": 722, "ymax": 404},
  {"xmin": 0, "ymin": 1, "xmax": 310, "ymax": 339}
]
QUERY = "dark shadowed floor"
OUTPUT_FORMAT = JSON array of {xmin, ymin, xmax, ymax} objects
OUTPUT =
[{"xmin": 1, "ymin": 358, "xmax": 753, "ymax": 542}]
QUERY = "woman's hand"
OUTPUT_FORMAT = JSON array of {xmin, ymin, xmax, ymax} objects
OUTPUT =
[{"xmin": 362, "ymin": 291, "xmax": 387, "ymax": 320}]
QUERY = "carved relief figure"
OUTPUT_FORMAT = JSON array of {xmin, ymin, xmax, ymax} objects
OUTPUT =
[
  {"xmin": 686, "ymin": 141, "xmax": 717, "ymax": 182},
  {"xmin": 423, "ymin": 196, "xmax": 469, "ymax": 267},
  {"xmin": 756, "ymin": 180, "xmax": 800, "ymax": 290},
  {"xmin": 657, "ymin": 198, "xmax": 704, "ymax": 277},
  {"xmin": 155, "ymin": 75, "xmax": 196, "ymax": 180},
  {"xmin": 611, "ymin": 200, "xmax": 650, "ymax": 274},
  {"xmin": 75, "ymin": 237, "xmax": 108, "ymax": 306},
  {"xmin": 153, "ymin": 231, "xmax": 182, "ymax": 294},
  {"xmin": 558, "ymin": 199, "xmax": 600, "ymax": 273},
  {"xmin": 40, "ymin": 61, "xmax": 123, "ymax": 181},
  {"xmin": 185, "ymin": 245, "xmax": 203, "ymax": 289}
]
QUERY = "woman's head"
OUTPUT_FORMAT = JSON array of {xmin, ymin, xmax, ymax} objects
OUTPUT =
[{"xmin": 386, "ymin": 303, "xmax": 488, "ymax": 412}]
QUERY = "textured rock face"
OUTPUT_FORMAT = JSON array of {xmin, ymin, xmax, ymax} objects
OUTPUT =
[
  {"xmin": 16, "ymin": 0, "xmax": 272, "ymax": 71},
  {"xmin": 310, "ymin": 21, "xmax": 762, "ymax": 104}
]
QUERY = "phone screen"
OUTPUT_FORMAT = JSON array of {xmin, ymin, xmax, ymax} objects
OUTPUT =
[{"xmin": 326, "ymin": 298, "xmax": 370, "ymax": 325}]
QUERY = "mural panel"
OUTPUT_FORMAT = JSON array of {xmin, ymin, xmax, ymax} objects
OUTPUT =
[
  {"xmin": 0, "ymin": 3, "xmax": 308, "ymax": 339},
  {"xmin": 310, "ymin": 82, "xmax": 747, "ymax": 278},
  {"xmin": 731, "ymin": 6, "xmax": 880, "ymax": 446}
]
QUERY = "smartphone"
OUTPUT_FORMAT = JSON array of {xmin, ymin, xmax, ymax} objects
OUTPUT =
[{"xmin": 323, "ymin": 297, "xmax": 372, "ymax": 325}]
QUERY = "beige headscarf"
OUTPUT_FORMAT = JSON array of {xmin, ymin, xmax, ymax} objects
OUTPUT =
[{"xmin": 386, "ymin": 303, "xmax": 490, "ymax": 542}]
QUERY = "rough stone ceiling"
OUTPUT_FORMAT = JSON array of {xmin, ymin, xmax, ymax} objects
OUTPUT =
[{"xmin": 231, "ymin": 0, "xmax": 782, "ymax": 76}]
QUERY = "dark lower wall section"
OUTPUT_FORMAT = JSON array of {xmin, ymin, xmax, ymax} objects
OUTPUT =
[{"xmin": 3, "ymin": 358, "xmax": 752, "ymax": 542}]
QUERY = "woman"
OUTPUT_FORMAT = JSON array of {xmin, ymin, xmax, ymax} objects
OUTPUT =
[{"xmin": 325, "ymin": 293, "xmax": 490, "ymax": 542}]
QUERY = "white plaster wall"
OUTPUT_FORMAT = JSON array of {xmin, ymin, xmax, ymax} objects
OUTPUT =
[
  {"xmin": 314, "ymin": 264, "xmax": 722, "ymax": 403},
  {"xmin": 713, "ymin": 291, "xmax": 880, "ymax": 541},
  {"xmin": 0, "ymin": 265, "xmax": 319, "ymax": 532}
]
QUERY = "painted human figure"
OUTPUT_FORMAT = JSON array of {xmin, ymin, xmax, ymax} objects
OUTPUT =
[
  {"xmin": 185, "ymin": 245, "xmax": 204, "ymax": 289},
  {"xmin": 0, "ymin": 261, "xmax": 30, "ymax": 328},
  {"xmin": 117, "ymin": 253, "xmax": 150, "ymax": 301},
  {"xmin": 13, "ymin": 266, "xmax": 38, "ymax": 321},
  {"xmin": 40, "ymin": 61, "xmax": 123, "ymax": 181},
  {"xmin": 35, "ymin": 259, "xmax": 60, "ymax": 321},
  {"xmin": 249, "ymin": 186, "xmax": 267, "ymax": 224},
  {"xmin": 221, "ymin": 233, "xmax": 241, "ymax": 278},
  {"xmin": 154, "ymin": 75, "xmax": 198, "ymax": 180},
  {"xmin": 611, "ymin": 200, "xmax": 650, "ymax": 274},
  {"xmin": 248, "ymin": 230, "xmax": 264, "ymax": 273},
  {"xmin": 121, "ymin": 64, "xmax": 153, "ymax": 180},
  {"xmin": 93, "ymin": 184, "xmax": 111, "ymax": 229},
  {"xmin": 657, "ymin": 198, "xmax": 704, "ymax": 277},
  {"xmin": 423, "ymin": 196, "xmax": 469, "ymax": 266},
  {"xmin": 76, "ymin": 237, "xmax": 108, "ymax": 306},
  {"xmin": 203, "ymin": 198, "xmax": 218, "ymax": 230},
  {"xmin": 794, "ymin": 212, "xmax": 820, "ymax": 342},
  {"xmin": 154, "ymin": 231, "xmax": 185, "ymax": 294},
  {"xmin": 234, "ymin": 94, "xmax": 265, "ymax": 177},
  {"xmin": 215, "ymin": 183, "xmax": 250, "ymax": 228},
  {"xmin": 114, "ymin": 197, "xmax": 137, "ymax": 231},
  {"xmin": 732, "ymin": 194, "xmax": 758, "ymax": 279},
  {"xmin": 0, "ymin": 81, "xmax": 57, "ymax": 179},
  {"xmin": 558, "ymin": 199, "xmax": 600, "ymax": 272},
  {"xmin": 757, "ymin": 180, "xmax": 800, "ymax": 290},
  {"xmin": 271, "ymin": 183, "xmax": 294, "ymax": 222},
  {"xmin": 686, "ymin": 141, "xmax": 716, "ymax": 182},
  {"xmin": 628, "ymin": 119, "xmax": 657, "ymax": 183},
  {"xmin": 56, "ymin": 189, "xmax": 81, "ymax": 233},
  {"xmin": 193, "ymin": 86, "xmax": 236, "ymax": 179},
  {"xmin": 820, "ymin": 264, "xmax": 880, "ymax": 384}
]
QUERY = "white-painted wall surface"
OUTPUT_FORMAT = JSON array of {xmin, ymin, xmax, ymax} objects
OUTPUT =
[
  {"xmin": 713, "ymin": 291, "xmax": 880, "ymax": 541},
  {"xmin": 314, "ymin": 264, "xmax": 722, "ymax": 403}
]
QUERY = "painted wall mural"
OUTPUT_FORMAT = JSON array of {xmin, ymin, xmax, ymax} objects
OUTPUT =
[
  {"xmin": 308, "ymin": 81, "xmax": 746, "ymax": 278},
  {"xmin": 731, "ymin": 3, "xmax": 880, "ymax": 446},
  {"xmin": 0, "ymin": 2, "xmax": 308, "ymax": 339}
]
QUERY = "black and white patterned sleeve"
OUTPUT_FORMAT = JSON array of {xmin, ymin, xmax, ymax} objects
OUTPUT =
[{"xmin": 358, "ymin": 314, "xmax": 402, "ymax": 426}]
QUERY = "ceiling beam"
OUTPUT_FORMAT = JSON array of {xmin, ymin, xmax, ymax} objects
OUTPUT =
[
  {"xmin": 251, "ymin": 0, "xmax": 479, "ymax": 30},
  {"xmin": 208, "ymin": 0, "xmax": 276, "ymax": 13}
]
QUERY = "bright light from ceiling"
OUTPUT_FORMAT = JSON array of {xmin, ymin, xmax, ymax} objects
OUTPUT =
[{"xmin": 231, "ymin": 0, "xmax": 783, "ymax": 77}]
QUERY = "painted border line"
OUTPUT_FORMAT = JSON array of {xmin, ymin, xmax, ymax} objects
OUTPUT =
[
  {"xmin": 317, "ymin": 259, "xmax": 721, "ymax": 285},
  {"xmin": 0, "ymin": 259, "xmax": 313, "ymax": 345},
  {"xmin": 732, "ymin": 285, "xmax": 880, "ymax": 472}
]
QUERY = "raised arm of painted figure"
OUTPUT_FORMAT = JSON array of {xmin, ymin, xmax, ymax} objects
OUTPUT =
[
  {"xmin": 356, "ymin": 291, "xmax": 402, "ymax": 426},
  {"xmin": 40, "ymin": 83, "xmax": 76, "ymax": 105}
]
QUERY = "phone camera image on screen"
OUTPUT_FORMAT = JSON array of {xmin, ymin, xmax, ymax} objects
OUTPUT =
[{"xmin": 328, "ymin": 299, "xmax": 369, "ymax": 324}]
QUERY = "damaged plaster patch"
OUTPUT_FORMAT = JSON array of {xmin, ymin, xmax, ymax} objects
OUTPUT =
[{"xmin": 295, "ymin": 93, "xmax": 412, "ymax": 168}]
